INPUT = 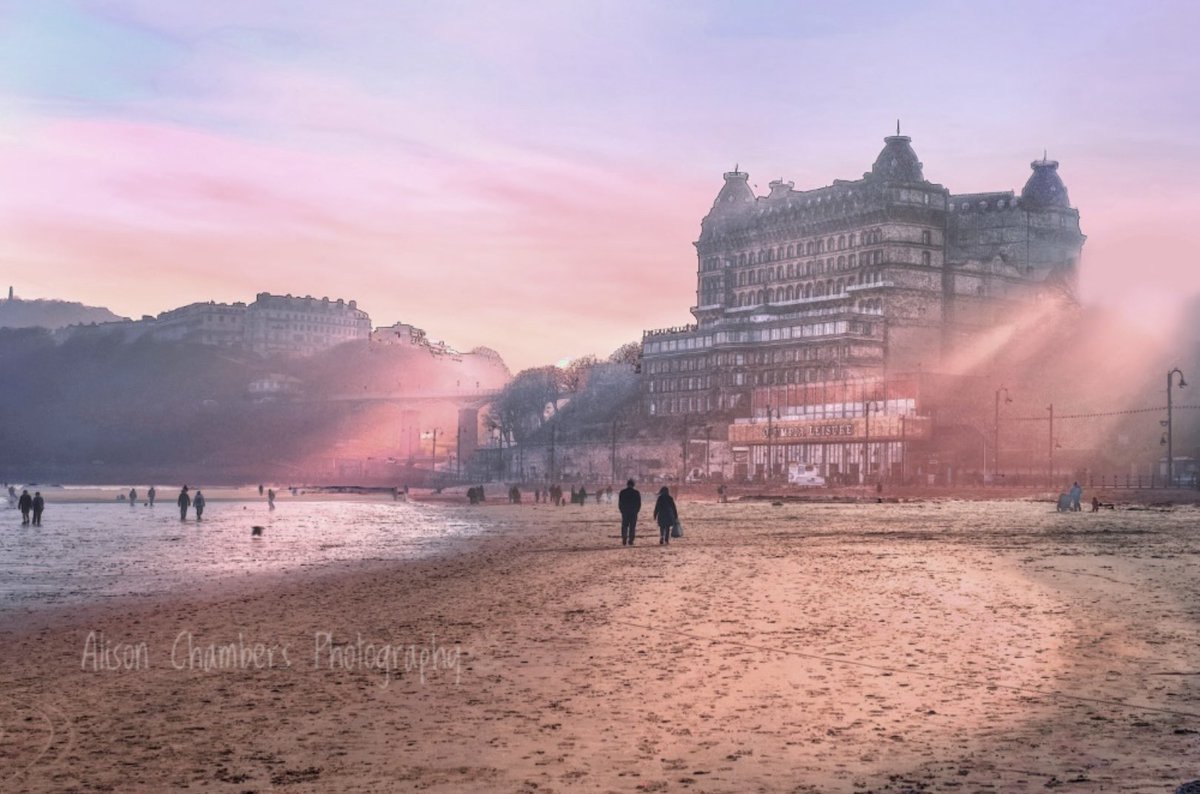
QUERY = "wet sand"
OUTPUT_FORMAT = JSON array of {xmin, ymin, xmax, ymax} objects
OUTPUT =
[{"xmin": 0, "ymin": 500, "xmax": 1197, "ymax": 792}]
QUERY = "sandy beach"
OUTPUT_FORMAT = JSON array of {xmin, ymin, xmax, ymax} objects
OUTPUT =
[{"xmin": 0, "ymin": 497, "xmax": 1197, "ymax": 792}]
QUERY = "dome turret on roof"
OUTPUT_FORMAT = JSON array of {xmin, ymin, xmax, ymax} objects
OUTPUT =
[
  {"xmin": 711, "ymin": 168, "xmax": 755, "ymax": 209},
  {"xmin": 1021, "ymin": 157, "xmax": 1070, "ymax": 209},
  {"xmin": 870, "ymin": 133, "xmax": 924, "ymax": 183},
  {"xmin": 700, "ymin": 168, "xmax": 756, "ymax": 237}
]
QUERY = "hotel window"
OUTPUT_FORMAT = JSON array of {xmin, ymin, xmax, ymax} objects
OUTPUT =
[
  {"xmin": 922, "ymin": 251, "xmax": 932, "ymax": 266},
  {"xmin": 921, "ymin": 230, "xmax": 932, "ymax": 245}
]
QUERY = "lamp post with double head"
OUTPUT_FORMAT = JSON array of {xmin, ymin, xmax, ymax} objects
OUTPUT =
[{"xmin": 1167, "ymin": 368, "xmax": 1188, "ymax": 486}]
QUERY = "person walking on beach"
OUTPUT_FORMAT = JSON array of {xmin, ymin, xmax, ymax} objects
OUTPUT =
[
  {"xmin": 1069, "ymin": 481, "xmax": 1083, "ymax": 512},
  {"xmin": 129, "ymin": 487, "xmax": 137, "ymax": 506},
  {"xmin": 31, "ymin": 492, "xmax": 44, "ymax": 526},
  {"xmin": 148, "ymin": 486, "xmax": 156, "ymax": 506},
  {"xmin": 653, "ymin": 486, "xmax": 678, "ymax": 546},
  {"xmin": 18, "ymin": 490, "xmax": 32, "ymax": 525},
  {"xmin": 618, "ymin": 479, "xmax": 641, "ymax": 546},
  {"xmin": 177, "ymin": 486, "xmax": 191, "ymax": 520},
  {"xmin": 193, "ymin": 490, "xmax": 206, "ymax": 521},
  {"xmin": 267, "ymin": 488, "xmax": 276, "ymax": 510}
]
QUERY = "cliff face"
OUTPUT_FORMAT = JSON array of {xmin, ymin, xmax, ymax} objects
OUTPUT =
[{"xmin": 0, "ymin": 298, "xmax": 127, "ymax": 330}]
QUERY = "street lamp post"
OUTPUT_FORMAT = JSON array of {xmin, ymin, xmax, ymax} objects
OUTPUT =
[
  {"xmin": 1046, "ymin": 404, "xmax": 1054, "ymax": 488},
  {"xmin": 704, "ymin": 424, "xmax": 712, "ymax": 480},
  {"xmin": 610, "ymin": 419, "xmax": 618, "ymax": 486},
  {"xmin": 994, "ymin": 386, "xmax": 1012, "ymax": 484},
  {"xmin": 1167, "ymin": 368, "xmax": 1188, "ymax": 486},
  {"xmin": 766, "ymin": 403, "xmax": 776, "ymax": 481},
  {"xmin": 863, "ymin": 397, "xmax": 871, "ymax": 486},
  {"xmin": 682, "ymin": 415, "xmax": 689, "ymax": 483}
]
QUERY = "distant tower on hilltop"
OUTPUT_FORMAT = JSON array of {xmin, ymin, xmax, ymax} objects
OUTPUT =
[{"xmin": 6, "ymin": 286, "xmax": 12, "ymax": 301}]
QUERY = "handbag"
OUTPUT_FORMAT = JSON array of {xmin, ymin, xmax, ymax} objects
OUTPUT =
[{"xmin": 671, "ymin": 520, "xmax": 682, "ymax": 538}]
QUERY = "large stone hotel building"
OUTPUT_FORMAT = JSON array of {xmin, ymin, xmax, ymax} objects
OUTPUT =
[{"xmin": 640, "ymin": 131, "xmax": 1085, "ymax": 483}]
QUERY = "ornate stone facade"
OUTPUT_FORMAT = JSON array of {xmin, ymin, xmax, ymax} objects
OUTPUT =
[{"xmin": 641, "ymin": 132, "xmax": 1085, "ymax": 419}]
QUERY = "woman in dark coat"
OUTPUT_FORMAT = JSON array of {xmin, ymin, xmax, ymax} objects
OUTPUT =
[{"xmin": 653, "ymin": 486, "xmax": 678, "ymax": 546}]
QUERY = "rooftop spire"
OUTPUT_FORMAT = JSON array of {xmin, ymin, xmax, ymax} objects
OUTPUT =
[{"xmin": 896, "ymin": 119, "xmax": 901, "ymax": 136}]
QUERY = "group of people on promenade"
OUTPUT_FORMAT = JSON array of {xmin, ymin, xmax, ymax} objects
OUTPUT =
[{"xmin": 617, "ymin": 480, "xmax": 679, "ymax": 546}]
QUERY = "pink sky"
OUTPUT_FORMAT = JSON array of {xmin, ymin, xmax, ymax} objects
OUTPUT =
[{"xmin": 2, "ymin": 1, "xmax": 1199, "ymax": 369}]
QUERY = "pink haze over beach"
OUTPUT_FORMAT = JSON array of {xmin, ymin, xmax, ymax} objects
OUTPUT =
[{"xmin": 2, "ymin": 0, "xmax": 1199, "ymax": 369}]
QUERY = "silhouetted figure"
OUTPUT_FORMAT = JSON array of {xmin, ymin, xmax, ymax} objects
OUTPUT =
[
  {"xmin": 148, "ymin": 486, "xmax": 156, "ymax": 506},
  {"xmin": 595, "ymin": 489, "xmax": 602, "ymax": 504},
  {"xmin": 31, "ymin": 492, "xmax": 44, "ymax": 526},
  {"xmin": 129, "ymin": 488, "xmax": 137, "ymax": 506},
  {"xmin": 18, "ymin": 490, "xmax": 32, "ymax": 525},
  {"xmin": 618, "ymin": 479, "xmax": 641, "ymax": 546},
  {"xmin": 267, "ymin": 488, "xmax": 276, "ymax": 510},
  {"xmin": 1092, "ymin": 496, "xmax": 1100, "ymax": 513},
  {"xmin": 578, "ymin": 486, "xmax": 587, "ymax": 505},
  {"xmin": 1069, "ymin": 481, "xmax": 1083, "ymax": 512},
  {"xmin": 259, "ymin": 484, "xmax": 264, "ymax": 496},
  {"xmin": 653, "ymin": 486, "xmax": 678, "ymax": 546},
  {"xmin": 718, "ymin": 484, "xmax": 727, "ymax": 503},
  {"xmin": 194, "ymin": 490, "xmax": 206, "ymax": 520},
  {"xmin": 177, "ymin": 486, "xmax": 191, "ymax": 520}
]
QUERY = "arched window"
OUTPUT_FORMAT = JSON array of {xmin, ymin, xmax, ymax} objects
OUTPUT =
[
  {"xmin": 838, "ymin": 235, "xmax": 845, "ymax": 249},
  {"xmin": 739, "ymin": 253, "xmax": 746, "ymax": 266},
  {"xmin": 786, "ymin": 286, "xmax": 794, "ymax": 300},
  {"xmin": 787, "ymin": 245, "xmax": 794, "ymax": 257},
  {"xmin": 787, "ymin": 263, "xmax": 795, "ymax": 278},
  {"xmin": 757, "ymin": 289, "xmax": 765, "ymax": 304},
  {"xmin": 776, "ymin": 266, "xmax": 783, "ymax": 280},
  {"xmin": 837, "ymin": 256, "xmax": 845, "ymax": 269},
  {"xmin": 804, "ymin": 284, "xmax": 812, "ymax": 299},
  {"xmin": 836, "ymin": 279, "xmax": 844, "ymax": 293},
  {"xmin": 817, "ymin": 240, "xmax": 824, "ymax": 253},
  {"xmin": 749, "ymin": 270, "xmax": 757, "ymax": 284},
  {"xmin": 849, "ymin": 254, "xmax": 856, "ymax": 267}
]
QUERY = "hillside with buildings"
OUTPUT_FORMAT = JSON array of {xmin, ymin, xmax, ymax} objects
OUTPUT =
[
  {"xmin": 0, "ymin": 313, "xmax": 511, "ymax": 484},
  {"xmin": 0, "ymin": 288, "xmax": 126, "ymax": 329}
]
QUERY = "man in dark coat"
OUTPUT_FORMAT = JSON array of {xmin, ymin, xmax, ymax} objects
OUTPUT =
[
  {"xmin": 18, "ymin": 490, "xmax": 32, "ymax": 525},
  {"xmin": 177, "ymin": 485, "xmax": 191, "ymax": 521},
  {"xmin": 31, "ymin": 492, "xmax": 44, "ymax": 526},
  {"xmin": 617, "ymin": 479, "xmax": 641, "ymax": 546}
]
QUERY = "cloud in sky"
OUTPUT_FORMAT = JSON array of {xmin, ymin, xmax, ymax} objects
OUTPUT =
[{"xmin": 2, "ymin": 0, "xmax": 1199, "ymax": 368}]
